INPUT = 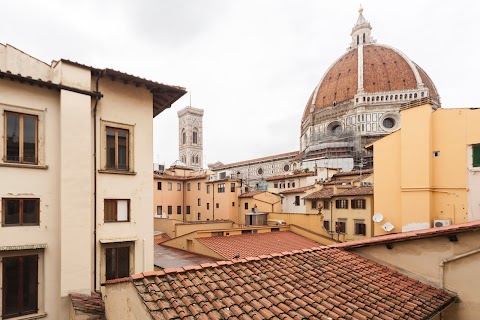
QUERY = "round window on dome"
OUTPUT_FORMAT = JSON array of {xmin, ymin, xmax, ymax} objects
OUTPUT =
[
  {"xmin": 258, "ymin": 168, "xmax": 263, "ymax": 175},
  {"xmin": 284, "ymin": 164, "xmax": 290, "ymax": 172},
  {"xmin": 383, "ymin": 117, "xmax": 395, "ymax": 129}
]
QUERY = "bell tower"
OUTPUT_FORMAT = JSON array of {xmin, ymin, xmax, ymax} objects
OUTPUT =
[{"xmin": 178, "ymin": 106, "xmax": 204, "ymax": 169}]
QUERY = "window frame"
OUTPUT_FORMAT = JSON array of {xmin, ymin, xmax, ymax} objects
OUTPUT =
[
  {"xmin": 104, "ymin": 199, "xmax": 130, "ymax": 223},
  {"xmin": 177, "ymin": 206, "xmax": 182, "ymax": 215},
  {"xmin": 186, "ymin": 206, "xmax": 191, "ymax": 215},
  {"xmin": 335, "ymin": 199, "xmax": 349, "ymax": 209},
  {"xmin": 323, "ymin": 200, "xmax": 330, "ymax": 210},
  {"xmin": 2, "ymin": 198, "xmax": 40, "ymax": 226},
  {"xmin": 2, "ymin": 254, "xmax": 38, "ymax": 318},
  {"xmin": 354, "ymin": 221, "xmax": 367, "ymax": 236},
  {"xmin": 230, "ymin": 183, "xmax": 235, "ymax": 192},
  {"xmin": 105, "ymin": 127, "xmax": 129, "ymax": 171},
  {"xmin": 294, "ymin": 196, "xmax": 300, "ymax": 206},
  {"xmin": 157, "ymin": 182, "xmax": 162, "ymax": 190},
  {"xmin": 244, "ymin": 203, "xmax": 249, "ymax": 210},
  {"xmin": 4, "ymin": 111, "xmax": 38, "ymax": 165},
  {"xmin": 105, "ymin": 246, "xmax": 130, "ymax": 281},
  {"xmin": 311, "ymin": 200, "xmax": 317, "ymax": 210},
  {"xmin": 177, "ymin": 183, "xmax": 181, "ymax": 191},
  {"xmin": 100, "ymin": 120, "xmax": 134, "ymax": 173},
  {"xmin": 218, "ymin": 183, "xmax": 225, "ymax": 193},
  {"xmin": 473, "ymin": 144, "xmax": 480, "ymax": 167},
  {"xmin": 167, "ymin": 206, "xmax": 172, "ymax": 215},
  {"xmin": 187, "ymin": 183, "xmax": 191, "ymax": 191},
  {"xmin": 336, "ymin": 221, "xmax": 347, "ymax": 233},
  {"xmin": 351, "ymin": 199, "xmax": 366, "ymax": 209}
]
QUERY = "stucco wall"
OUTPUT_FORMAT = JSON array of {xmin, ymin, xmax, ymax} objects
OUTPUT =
[
  {"xmin": 104, "ymin": 281, "xmax": 152, "ymax": 320},
  {"xmin": 349, "ymin": 231, "xmax": 480, "ymax": 319},
  {"xmin": 268, "ymin": 213, "xmax": 331, "ymax": 238}
]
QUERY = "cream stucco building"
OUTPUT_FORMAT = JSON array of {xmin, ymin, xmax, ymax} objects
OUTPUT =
[
  {"xmin": 372, "ymin": 101, "xmax": 480, "ymax": 235},
  {"xmin": 0, "ymin": 44, "xmax": 185, "ymax": 319}
]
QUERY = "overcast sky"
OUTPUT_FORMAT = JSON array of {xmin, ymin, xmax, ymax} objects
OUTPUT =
[{"xmin": 2, "ymin": 1, "xmax": 479, "ymax": 167}]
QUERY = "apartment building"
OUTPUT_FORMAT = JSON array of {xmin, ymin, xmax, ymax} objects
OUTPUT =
[{"xmin": 0, "ymin": 44, "xmax": 185, "ymax": 318}]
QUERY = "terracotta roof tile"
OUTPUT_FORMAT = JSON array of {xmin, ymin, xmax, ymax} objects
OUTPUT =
[
  {"xmin": 211, "ymin": 151, "xmax": 299, "ymax": 170},
  {"xmin": 303, "ymin": 188, "xmax": 334, "ymax": 200},
  {"xmin": 132, "ymin": 247, "xmax": 455, "ymax": 320},
  {"xmin": 334, "ymin": 220, "xmax": 480, "ymax": 249},
  {"xmin": 336, "ymin": 186, "xmax": 373, "ymax": 196},
  {"xmin": 238, "ymin": 191, "xmax": 266, "ymax": 198},
  {"xmin": 333, "ymin": 169, "xmax": 373, "ymax": 177},
  {"xmin": 154, "ymin": 233, "xmax": 171, "ymax": 245},
  {"xmin": 196, "ymin": 231, "xmax": 320, "ymax": 259},
  {"xmin": 153, "ymin": 173, "xmax": 207, "ymax": 181},
  {"xmin": 69, "ymin": 292, "xmax": 105, "ymax": 319},
  {"xmin": 279, "ymin": 185, "xmax": 316, "ymax": 194}
]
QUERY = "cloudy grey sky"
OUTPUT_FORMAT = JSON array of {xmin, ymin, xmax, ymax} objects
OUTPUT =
[{"xmin": 2, "ymin": 1, "xmax": 479, "ymax": 167}]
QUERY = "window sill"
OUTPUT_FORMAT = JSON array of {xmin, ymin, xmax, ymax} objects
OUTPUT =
[
  {"xmin": 6, "ymin": 312, "xmax": 47, "ymax": 320},
  {"xmin": 98, "ymin": 169, "xmax": 136, "ymax": 175},
  {"xmin": 0, "ymin": 163, "xmax": 48, "ymax": 170}
]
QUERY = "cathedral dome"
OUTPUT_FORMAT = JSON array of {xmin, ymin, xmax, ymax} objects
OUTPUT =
[
  {"xmin": 302, "ymin": 44, "xmax": 439, "ymax": 123},
  {"xmin": 299, "ymin": 8, "xmax": 440, "ymax": 168}
]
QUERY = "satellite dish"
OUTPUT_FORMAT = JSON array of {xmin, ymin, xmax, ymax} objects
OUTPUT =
[
  {"xmin": 372, "ymin": 213, "xmax": 384, "ymax": 223},
  {"xmin": 382, "ymin": 222, "xmax": 394, "ymax": 232}
]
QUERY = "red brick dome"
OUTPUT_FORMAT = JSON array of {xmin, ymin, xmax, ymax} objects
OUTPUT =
[{"xmin": 302, "ymin": 44, "xmax": 439, "ymax": 122}]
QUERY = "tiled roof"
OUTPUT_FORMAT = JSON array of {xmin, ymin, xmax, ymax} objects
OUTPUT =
[
  {"xmin": 154, "ymin": 234, "xmax": 171, "ymax": 245},
  {"xmin": 196, "ymin": 231, "xmax": 320, "ymax": 259},
  {"xmin": 266, "ymin": 171, "xmax": 315, "ymax": 181},
  {"xmin": 336, "ymin": 186, "xmax": 374, "ymax": 196},
  {"xmin": 69, "ymin": 292, "xmax": 105, "ymax": 319},
  {"xmin": 211, "ymin": 151, "xmax": 299, "ymax": 170},
  {"xmin": 333, "ymin": 169, "xmax": 374, "ymax": 177},
  {"xmin": 352, "ymin": 173, "xmax": 372, "ymax": 182},
  {"xmin": 303, "ymin": 188, "xmax": 334, "ymax": 200},
  {"xmin": 279, "ymin": 185, "xmax": 316, "ymax": 194},
  {"xmin": 131, "ymin": 247, "xmax": 455, "ymax": 320},
  {"xmin": 322, "ymin": 179, "xmax": 353, "ymax": 186},
  {"xmin": 335, "ymin": 220, "xmax": 480, "ymax": 249},
  {"xmin": 238, "ymin": 191, "xmax": 266, "ymax": 198}
]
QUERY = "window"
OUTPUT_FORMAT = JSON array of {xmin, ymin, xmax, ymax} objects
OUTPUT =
[
  {"xmin": 175, "ymin": 206, "xmax": 181, "ymax": 215},
  {"xmin": 193, "ymin": 130, "xmax": 198, "ymax": 144},
  {"xmin": 232, "ymin": 202, "xmax": 235, "ymax": 207},
  {"xmin": 292, "ymin": 182, "xmax": 295, "ymax": 188},
  {"xmin": 5, "ymin": 112, "xmax": 38, "ymax": 164},
  {"xmin": 182, "ymin": 130, "xmax": 186, "ymax": 145},
  {"xmin": 207, "ymin": 185, "xmax": 210, "ymax": 194},
  {"xmin": 2, "ymin": 255, "xmax": 38, "ymax": 318},
  {"xmin": 355, "ymin": 222, "xmax": 367, "ymax": 235},
  {"xmin": 186, "ymin": 206, "xmax": 191, "ymax": 214},
  {"xmin": 157, "ymin": 206, "xmax": 163, "ymax": 215},
  {"xmin": 245, "ymin": 203, "xmax": 249, "ymax": 210},
  {"xmin": 230, "ymin": 183, "xmax": 235, "ymax": 192},
  {"xmin": 207, "ymin": 203, "xmax": 210, "ymax": 210},
  {"xmin": 197, "ymin": 212, "xmax": 201, "ymax": 220},
  {"xmin": 167, "ymin": 206, "xmax": 172, "ymax": 215},
  {"xmin": 433, "ymin": 151, "xmax": 440, "ymax": 157},
  {"xmin": 106, "ymin": 247, "xmax": 129, "ymax": 280},
  {"xmin": 273, "ymin": 183, "xmax": 278, "ymax": 188},
  {"xmin": 218, "ymin": 184, "xmax": 225, "ymax": 193},
  {"xmin": 323, "ymin": 200, "xmax": 330, "ymax": 210},
  {"xmin": 287, "ymin": 183, "xmax": 291, "ymax": 188},
  {"xmin": 323, "ymin": 220, "xmax": 330, "ymax": 231},
  {"xmin": 104, "ymin": 199, "xmax": 130, "ymax": 222},
  {"xmin": 168, "ymin": 182, "xmax": 172, "ymax": 191},
  {"xmin": 157, "ymin": 182, "xmax": 162, "ymax": 190},
  {"xmin": 351, "ymin": 199, "xmax": 366, "ymax": 209},
  {"xmin": 473, "ymin": 145, "xmax": 480, "ymax": 167},
  {"xmin": 216, "ymin": 203, "xmax": 219, "ymax": 209},
  {"xmin": 187, "ymin": 183, "xmax": 191, "ymax": 191},
  {"xmin": 198, "ymin": 183, "xmax": 201, "ymax": 190},
  {"xmin": 335, "ymin": 221, "xmax": 346, "ymax": 233},
  {"xmin": 2, "ymin": 198, "xmax": 39, "ymax": 226},
  {"xmin": 258, "ymin": 168, "xmax": 263, "ymax": 175},
  {"xmin": 336, "ymin": 199, "xmax": 348, "ymax": 209},
  {"xmin": 284, "ymin": 164, "xmax": 290, "ymax": 172},
  {"xmin": 311, "ymin": 200, "xmax": 317, "ymax": 210},
  {"xmin": 177, "ymin": 183, "xmax": 181, "ymax": 191},
  {"xmin": 106, "ymin": 127, "xmax": 129, "ymax": 170},
  {"xmin": 294, "ymin": 196, "xmax": 300, "ymax": 206},
  {"xmin": 198, "ymin": 198, "xmax": 201, "ymax": 206}
]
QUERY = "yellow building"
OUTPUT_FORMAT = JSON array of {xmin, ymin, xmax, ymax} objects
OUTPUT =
[
  {"xmin": 372, "ymin": 100, "xmax": 480, "ymax": 235},
  {"xmin": 0, "ymin": 44, "xmax": 185, "ymax": 318},
  {"xmin": 154, "ymin": 166, "xmax": 241, "ymax": 223}
]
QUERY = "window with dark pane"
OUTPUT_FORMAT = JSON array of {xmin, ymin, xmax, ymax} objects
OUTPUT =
[
  {"xmin": 5, "ymin": 112, "xmax": 37, "ymax": 164},
  {"xmin": 2, "ymin": 198, "xmax": 39, "ymax": 226},
  {"xmin": 106, "ymin": 247, "xmax": 130, "ymax": 280},
  {"xmin": 104, "ymin": 199, "xmax": 129, "ymax": 222},
  {"xmin": 106, "ymin": 127, "xmax": 129, "ymax": 170},
  {"xmin": 473, "ymin": 145, "xmax": 480, "ymax": 167},
  {"xmin": 2, "ymin": 255, "xmax": 38, "ymax": 318}
]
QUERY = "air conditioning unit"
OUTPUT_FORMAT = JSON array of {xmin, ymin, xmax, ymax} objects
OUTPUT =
[
  {"xmin": 361, "ymin": 181, "xmax": 372, "ymax": 186},
  {"xmin": 209, "ymin": 176, "xmax": 215, "ymax": 181},
  {"xmin": 434, "ymin": 219, "xmax": 451, "ymax": 228}
]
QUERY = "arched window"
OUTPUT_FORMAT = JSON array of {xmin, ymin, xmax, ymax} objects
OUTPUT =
[
  {"xmin": 182, "ymin": 130, "xmax": 186, "ymax": 145},
  {"xmin": 191, "ymin": 155, "xmax": 195, "ymax": 163},
  {"xmin": 196, "ymin": 156, "xmax": 199, "ymax": 164},
  {"xmin": 192, "ymin": 128, "xmax": 198, "ymax": 144}
]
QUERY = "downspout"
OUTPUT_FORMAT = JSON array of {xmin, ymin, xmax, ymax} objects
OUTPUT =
[
  {"xmin": 93, "ymin": 70, "xmax": 105, "ymax": 291},
  {"xmin": 212, "ymin": 182, "xmax": 215, "ymax": 220},
  {"xmin": 438, "ymin": 248, "xmax": 480, "ymax": 319}
]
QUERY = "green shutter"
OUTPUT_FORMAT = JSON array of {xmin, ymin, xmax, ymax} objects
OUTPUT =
[{"xmin": 473, "ymin": 145, "xmax": 480, "ymax": 167}]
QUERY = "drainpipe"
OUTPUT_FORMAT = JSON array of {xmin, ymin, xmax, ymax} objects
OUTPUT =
[
  {"xmin": 438, "ymin": 248, "xmax": 480, "ymax": 319},
  {"xmin": 212, "ymin": 182, "xmax": 215, "ymax": 220},
  {"xmin": 93, "ymin": 70, "xmax": 105, "ymax": 291}
]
